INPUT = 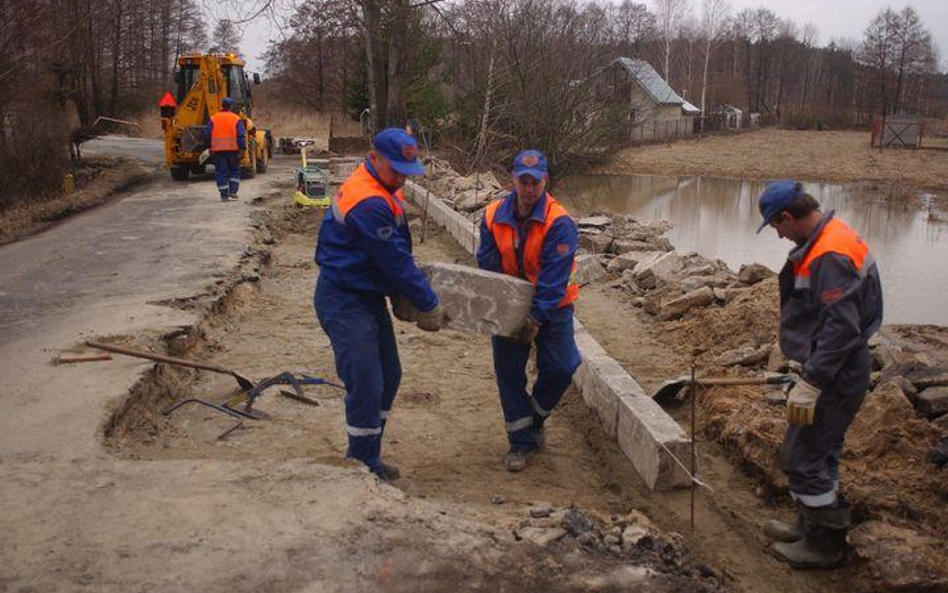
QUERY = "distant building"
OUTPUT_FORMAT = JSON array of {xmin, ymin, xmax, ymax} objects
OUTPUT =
[{"xmin": 596, "ymin": 58, "xmax": 695, "ymax": 142}]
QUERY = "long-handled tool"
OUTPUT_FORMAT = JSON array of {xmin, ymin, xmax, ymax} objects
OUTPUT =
[
  {"xmin": 85, "ymin": 341, "xmax": 255, "ymax": 390},
  {"xmin": 653, "ymin": 374, "xmax": 797, "ymax": 406}
]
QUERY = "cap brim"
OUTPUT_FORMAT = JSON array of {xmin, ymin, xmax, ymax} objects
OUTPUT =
[
  {"xmin": 756, "ymin": 218, "xmax": 770, "ymax": 234},
  {"xmin": 389, "ymin": 159, "xmax": 425, "ymax": 176},
  {"xmin": 513, "ymin": 168, "xmax": 545, "ymax": 181}
]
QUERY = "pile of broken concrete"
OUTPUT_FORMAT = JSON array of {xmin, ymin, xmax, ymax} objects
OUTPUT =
[
  {"xmin": 423, "ymin": 156, "xmax": 507, "ymax": 215},
  {"xmin": 573, "ymin": 213, "xmax": 775, "ymax": 322}
]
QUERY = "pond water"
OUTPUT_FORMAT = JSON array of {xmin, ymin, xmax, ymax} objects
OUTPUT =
[{"xmin": 557, "ymin": 174, "xmax": 947, "ymax": 326}]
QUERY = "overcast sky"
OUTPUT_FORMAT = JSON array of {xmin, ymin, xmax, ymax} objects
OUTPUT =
[{"xmin": 223, "ymin": 0, "xmax": 948, "ymax": 73}]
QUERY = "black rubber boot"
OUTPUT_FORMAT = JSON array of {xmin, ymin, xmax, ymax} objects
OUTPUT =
[
  {"xmin": 764, "ymin": 512, "xmax": 803, "ymax": 543},
  {"xmin": 376, "ymin": 462, "xmax": 400, "ymax": 481},
  {"xmin": 771, "ymin": 502, "xmax": 850, "ymax": 569}
]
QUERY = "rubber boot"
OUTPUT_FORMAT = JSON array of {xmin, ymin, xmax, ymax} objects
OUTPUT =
[
  {"xmin": 771, "ymin": 503, "xmax": 850, "ymax": 569},
  {"xmin": 764, "ymin": 509, "xmax": 803, "ymax": 543}
]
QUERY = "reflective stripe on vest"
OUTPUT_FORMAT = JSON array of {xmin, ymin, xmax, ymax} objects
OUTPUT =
[
  {"xmin": 210, "ymin": 111, "xmax": 240, "ymax": 152},
  {"xmin": 793, "ymin": 218, "xmax": 873, "ymax": 289},
  {"xmin": 484, "ymin": 193, "xmax": 579, "ymax": 308},
  {"xmin": 330, "ymin": 163, "xmax": 406, "ymax": 227}
]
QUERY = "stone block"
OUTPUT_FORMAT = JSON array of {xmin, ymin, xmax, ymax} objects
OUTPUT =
[
  {"xmin": 616, "ymin": 395, "xmax": 693, "ymax": 491},
  {"xmin": 419, "ymin": 262, "xmax": 533, "ymax": 337},
  {"xmin": 632, "ymin": 251, "xmax": 682, "ymax": 289},
  {"xmin": 613, "ymin": 239, "xmax": 654, "ymax": 254},
  {"xmin": 915, "ymin": 386, "xmax": 948, "ymax": 416},
  {"xmin": 580, "ymin": 233, "xmax": 613, "ymax": 254},
  {"xmin": 658, "ymin": 287, "xmax": 715, "ymax": 320},
  {"xmin": 575, "ymin": 254, "xmax": 606, "ymax": 286},
  {"xmin": 738, "ymin": 262, "xmax": 775, "ymax": 285},
  {"xmin": 607, "ymin": 250, "xmax": 662, "ymax": 273},
  {"xmin": 577, "ymin": 215, "xmax": 612, "ymax": 229}
]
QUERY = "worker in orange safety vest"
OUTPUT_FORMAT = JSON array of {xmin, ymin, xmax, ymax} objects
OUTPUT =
[
  {"xmin": 477, "ymin": 150, "xmax": 581, "ymax": 473},
  {"xmin": 204, "ymin": 97, "xmax": 246, "ymax": 202},
  {"xmin": 757, "ymin": 180, "xmax": 883, "ymax": 569}
]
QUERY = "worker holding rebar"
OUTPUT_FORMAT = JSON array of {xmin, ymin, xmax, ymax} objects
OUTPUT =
[
  {"xmin": 205, "ymin": 97, "xmax": 246, "ymax": 201},
  {"xmin": 314, "ymin": 128, "xmax": 446, "ymax": 481},
  {"xmin": 756, "ymin": 180, "xmax": 883, "ymax": 569},
  {"xmin": 477, "ymin": 150, "xmax": 581, "ymax": 472}
]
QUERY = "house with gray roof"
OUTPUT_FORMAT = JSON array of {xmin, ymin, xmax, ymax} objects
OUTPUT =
[{"xmin": 597, "ymin": 58, "xmax": 696, "ymax": 142}]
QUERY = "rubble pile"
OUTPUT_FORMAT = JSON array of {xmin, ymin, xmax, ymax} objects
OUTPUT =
[
  {"xmin": 508, "ymin": 503, "xmax": 721, "ymax": 589},
  {"xmin": 423, "ymin": 156, "xmax": 507, "ymax": 216},
  {"xmin": 575, "ymin": 213, "xmax": 775, "ymax": 323}
]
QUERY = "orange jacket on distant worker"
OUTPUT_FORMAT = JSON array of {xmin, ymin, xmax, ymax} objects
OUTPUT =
[{"xmin": 208, "ymin": 111, "xmax": 246, "ymax": 152}]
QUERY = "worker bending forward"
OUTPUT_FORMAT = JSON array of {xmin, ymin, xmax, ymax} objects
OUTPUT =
[
  {"xmin": 757, "ymin": 180, "xmax": 883, "ymax": 569},
  {"xmin": 314, "ymin": 128, "xmax": 445, "ymax": 480},
  {"xmin": 205, "ymin": 97, "xmax": 245, "ymax": 201},
  {"xmin": 477, "ymin": 150, "xmax": 581, "ymax": 472}
]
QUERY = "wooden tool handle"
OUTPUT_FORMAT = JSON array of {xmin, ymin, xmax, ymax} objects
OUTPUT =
[
  {"xmin": 697, "ymin": 376, "xmax": 788, "ymax": 387},
  {"xmin": 85, "ymin": 341, "xmax": 228, "ymax": 374}
]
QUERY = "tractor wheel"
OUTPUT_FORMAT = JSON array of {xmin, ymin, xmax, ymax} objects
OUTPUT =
[
  {"xmin": 170, "ymin": 165, "xmax": 189, "ymax": 181},
  {"xmin": 255, "ymin": 149, "xmax": 268, "ymax": 174}
]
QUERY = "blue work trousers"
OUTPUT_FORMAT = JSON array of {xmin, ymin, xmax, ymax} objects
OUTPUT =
[
  {"xmin": 314, "ymin": 277, "xmax": 401, "ymax": 474},
  {"xmin": 491, "ymin": 306, "xmax": 581, "ymax": 449},
  {"xmin": 214, "ymin": 151, "xmax": 241, "ymax": 198}
]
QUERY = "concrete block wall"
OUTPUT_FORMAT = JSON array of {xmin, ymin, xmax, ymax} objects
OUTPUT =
[{"xmin": 403, "ymin": 181, "xmax": 693, "ymax": 491}]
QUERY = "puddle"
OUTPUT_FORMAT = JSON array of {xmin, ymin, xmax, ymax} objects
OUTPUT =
[{"xmin": 558, "ymin": 174, "xmax": 947, "ymax": 326}]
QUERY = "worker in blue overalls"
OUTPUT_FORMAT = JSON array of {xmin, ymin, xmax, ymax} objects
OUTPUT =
[
  {"xmin": 204, "ymin": 97, "xmax": 246, "ymax": 201},
  {"xmin": 314, "ymin": 128, "xmax": 446, "ymax": 480},
  {"xmin": 477, "ymin": 150, "xmax": 582, "ymax": 472}
]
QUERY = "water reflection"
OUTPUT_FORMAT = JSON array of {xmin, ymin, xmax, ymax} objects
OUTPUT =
[{"xmin": 558, "ymin": 174, "xmax": 947, "ymax": 326}]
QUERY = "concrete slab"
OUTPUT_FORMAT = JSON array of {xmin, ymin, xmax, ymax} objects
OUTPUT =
[
  {"xmin": 575, "ymin": 254, "xmax": 607, "ymax": 286},
  {"xmin": 419, "ymin": 262, "xmax": 533, "ymax": 338}
]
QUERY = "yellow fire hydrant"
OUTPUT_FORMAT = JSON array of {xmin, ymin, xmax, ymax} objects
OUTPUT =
[{"xmin": 63, "ymin": 173, "xmax": 75, "ymax": 194}]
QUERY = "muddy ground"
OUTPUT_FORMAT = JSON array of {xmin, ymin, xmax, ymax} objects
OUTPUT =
[{"xmin": 601, "ymin": 129, "xmax": 948, "ymax": 194}]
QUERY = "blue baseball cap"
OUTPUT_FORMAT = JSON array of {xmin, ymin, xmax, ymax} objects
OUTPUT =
[
  {"xmin": 757, "ymin": 180, "xmax": 805, "ymax": 233},
  {"xmin": 512, "ymin": 150, "xmax": 548, "ymax": 181},
  {"xmin": 221, "ymin": 97, "xmax": 235, "ymax": 110},
  {"xmin": 372, "ymin": 128, "xmax": 425, "ymax": 176}
]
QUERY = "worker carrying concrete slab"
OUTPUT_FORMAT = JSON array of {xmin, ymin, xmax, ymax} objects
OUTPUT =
[
  {"xmin": 756, "ymin": 180, "xmax": 883, "ymax": 569},
  {"xmin": 313, "ymin": 128, "xmax": 447, "ymax": 481},
  {"xmin": 205, "ymin": 97, "xmax": 246, "ymax": 202},
  {"xmin": 477, "ymin": 150, "xmax": 581, "ymax": 472}
]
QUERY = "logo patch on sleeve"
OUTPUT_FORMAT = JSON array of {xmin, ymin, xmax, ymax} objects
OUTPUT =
[
  {"xmin": 820, "ymin": 287, "xmax": 845, "ymax": 305},
  {"xmin": 376, "ymin": 226, "xmax": 395, "ymax": 240}
]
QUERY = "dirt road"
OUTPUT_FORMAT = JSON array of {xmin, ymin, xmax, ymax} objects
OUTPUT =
[{"xmin": 602, "ymin": 129, "xmax": 948, "ymax": 193}]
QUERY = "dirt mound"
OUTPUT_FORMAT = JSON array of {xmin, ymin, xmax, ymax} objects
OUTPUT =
[{"xmin": 664, "ymin": 277, "xmax": 780, "ymax": 356}]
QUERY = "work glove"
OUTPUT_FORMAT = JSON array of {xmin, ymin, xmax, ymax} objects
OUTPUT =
[
  {"xmin": 390, "ymin": 296, "xmax": 417, "ymax": 323},
  {"xmin": 786, "ymin": 379, "xmax": 820, "ymax": 426},
  {"xmin": 513, "ymin": 315, "xmax": 541, "ymax": 346},
  {"xmin": 415, "ymin": 303, "xmax": 447, "ymax": 332}
]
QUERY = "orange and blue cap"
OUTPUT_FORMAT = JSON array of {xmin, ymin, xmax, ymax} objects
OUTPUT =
[
  {"xmin": 373, "ymin": 128, "xmax": 425, "ymax": 176},
  {"xmin": 512, "ymin": 150, "xmax": 548, "ymax": 181}
]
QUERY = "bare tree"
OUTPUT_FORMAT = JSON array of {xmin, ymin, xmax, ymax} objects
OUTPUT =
[
  {"xmin": 698, "ymin": 0, "xmax": 729, "ymax": 127},
  {"xmin": 652, "ymin": 0, "xmax": 689, "ymax": 82},
  {"xmin": 211, "ymin": 18, "xmax": 242, "ymax": 55}
]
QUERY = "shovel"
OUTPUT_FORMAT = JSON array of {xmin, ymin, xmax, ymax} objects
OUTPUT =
[
  {"xmin": 652, "ymin": 374, "xmax": 797, "ymax": 406},
  {"xmin": 85, "ymin": 341, "xmax": 255, "ymax": 390}
]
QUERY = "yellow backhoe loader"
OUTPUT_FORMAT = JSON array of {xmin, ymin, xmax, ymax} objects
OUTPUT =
[{"xmin": 161, "ymin": 53, "xmax": 272, "ymax": 181}]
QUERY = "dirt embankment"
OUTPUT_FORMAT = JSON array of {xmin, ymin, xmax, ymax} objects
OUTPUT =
[
  {"xmin": 600, "ymin": 129, "xmax": 948, "ymax": 194},
  {"xmin": 571, "ymin": 211, "xmax": 948, "ymax": 592},
  {"xmin": 0, "ymin": 156, "xmax": 152, "ymax": 245}
]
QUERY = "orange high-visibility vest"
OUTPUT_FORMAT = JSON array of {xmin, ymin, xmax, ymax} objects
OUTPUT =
[
  {"xmin": 330, "ymin": 163, "xmax": 406, "ymax": 226},
  {"xmin": 210, "ymin": 111, "xmax": 240, "ymax": 152},
  {"xmin": 793, "ymin": 218, "xmax": 871, "ymax": 288},
  {"xmin": 484, "ymin": 193, "xmax": 579, "ymax": 308}
]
